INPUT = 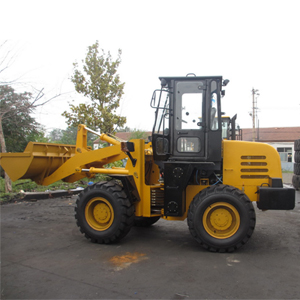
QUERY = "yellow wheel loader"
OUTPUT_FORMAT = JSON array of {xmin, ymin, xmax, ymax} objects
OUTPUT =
[{"xmin": 0, "ymin": 76, "xmax": 295, "ymax": 252}]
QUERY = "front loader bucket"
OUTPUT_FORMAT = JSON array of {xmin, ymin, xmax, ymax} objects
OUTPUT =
[
  {"xmin": 1, "ymin": 125, "xmax": 130, "ymax": 186},
  {"xmin": 0, "ymin": 142, "xmax": 76, "ymax": 184}
]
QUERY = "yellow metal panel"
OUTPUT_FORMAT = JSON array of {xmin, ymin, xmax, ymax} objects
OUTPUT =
[
  {"xmin": 42, "ymin": 145, "xmax": 127, "ymax": 185},
  {"xmin": 0, "ymin": 152, "xmax": 33, "ymax": 181},
  {"xmin": 0, "ymin": 142, "xmax": 76, "ymax": 182},
  {"xmin": 0, "ymin": 141, "xmax": 127, "ymax": 185},
  {"xmin": 126, "ymin": 139, "xmax": 152, "ymax": 217},
  {"xmin": 223, "ymin": 140, "xmax": 282, "ymax": 202},
  {"xmin": 75, "ymin": 125, "xmax": 89, "ymax": 153},
  {"xmin": 0, "ymin": 125, "xmax": 129, "ymax": 186},
  {"xmin": 145, "ymin": 155, "xmax": 160, "ymax": 185},
  {"xmin": 125, "ymin": 139, "xmax": 161, "ymax": 218}
]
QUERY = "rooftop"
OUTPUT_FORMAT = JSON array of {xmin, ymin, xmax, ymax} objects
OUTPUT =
[{"xmin": 242, "ymin": 127, "xmax": 300, "ymax": 142}]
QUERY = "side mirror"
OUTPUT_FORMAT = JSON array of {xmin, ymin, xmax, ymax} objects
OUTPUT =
[
  {"xmin": 222, "ymin": 79, "xmax": 230, "ymax": 86},
  {"xmin": 121, "ymin": 142, "xmax": 135, "ymax": 152},
  {"xmin": 160, "ymin": 78, "xmax": 167, "ymax": 87}
]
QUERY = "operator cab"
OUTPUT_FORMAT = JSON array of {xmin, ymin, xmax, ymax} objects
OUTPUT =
[
  {"xmin": 150, "ymin": 76, "xmax": 229, "ymax": 216},
  {"xmin": 151, "ymin": 76, "xmax": 228, "ymax": 168}
]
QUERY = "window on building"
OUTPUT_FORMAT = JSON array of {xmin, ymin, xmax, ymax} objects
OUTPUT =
[{"xmin": 277, "ymin": 147, "xmax": 293, "ymax": 162}]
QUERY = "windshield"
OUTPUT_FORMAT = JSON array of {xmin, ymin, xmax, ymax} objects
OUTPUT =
[{"xmin": 177, "ymin": 92, "xmax": 203, "ymax": 130}]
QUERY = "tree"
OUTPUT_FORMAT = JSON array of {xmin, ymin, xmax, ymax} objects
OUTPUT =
[
  {"xmin": 48, "ymin": 128, "xmax": 64, "ymax": 143},
  {"xmin": 0, "ymin": 86, "xmax": 49, "ymax": 153},
  {"xmin": 0, "ymin": 85, "xmax": 57, "ymax": 192},
  {"xmin": 0, "ymin": 41, "xmax": 20, "ymax": 85},
  {"xmin": 0, "ymin": 86, "xmax": 33, "ymax": 191},
  {"xmin": 48, "ymin": 126, "xmax": 94, "ymax": 147},
  {"xmin": 129, "ymin": 129, "xmax": 149, "ymax": 141},
  {"xmin": 0, "ymin": 41, "xmax": 61, "ymax": 192},
  {"xmin": 63, "ymin": 41, "xmax": 126, "ymax": 133},
  {"xmin": 27, "ymin": 127, "xmax": 49, "ymax": 144},
  {"xmin": 60, "ymin": 127, "xmax": 78, "ymax": 145}
]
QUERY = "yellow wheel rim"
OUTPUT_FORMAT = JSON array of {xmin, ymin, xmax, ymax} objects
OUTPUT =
[
  {"xmin": 203, "ymin": 202, "xmax": 240, "ymax": 239},
  {"xmin": 85, "ymin": 197, "xmax": 114, "ymax": 231}
]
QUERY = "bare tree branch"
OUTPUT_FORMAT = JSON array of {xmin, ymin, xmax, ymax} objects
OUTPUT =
[
  {"xmin": 0, "ymin": 40, "xmax": 67, "ymax": 193},
  {"xmin": 0, "ymin": 40, "xmax": 23, "ymax": 85},
  {"xmin": 31, "ymin": 92, "xmax": 63, "ymax": 107}
]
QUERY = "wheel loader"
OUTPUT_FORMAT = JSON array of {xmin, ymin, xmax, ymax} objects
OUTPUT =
[{"xmin": 0, "ymin": 75, "xmax": 295, "ymax": 252}]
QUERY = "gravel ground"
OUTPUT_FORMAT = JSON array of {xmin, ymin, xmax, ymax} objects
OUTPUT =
[{"xmin": 1, "ymin": 190, "xmax": 300, "ymax": 299}]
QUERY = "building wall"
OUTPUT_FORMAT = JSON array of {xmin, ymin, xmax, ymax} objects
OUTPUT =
[{"xmin": 266, "ymin": 142, "xmax": 294, "ymax": 171}]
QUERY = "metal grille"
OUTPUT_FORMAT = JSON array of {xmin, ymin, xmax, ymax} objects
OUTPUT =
[
  {"xmin": 151, "ymin": 188, "xmax": 164, "ymax": 214},
  {"xmin": 240, "ymin": 156, "xmax": 269, "ymax": 179}
]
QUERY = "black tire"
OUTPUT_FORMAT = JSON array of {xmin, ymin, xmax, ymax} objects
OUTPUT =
[
  {"xmin": 134, "ymin": 216, "xmax": 161, "ymax": 227},
  {"xmin": 295, "ymin": 139, "xmax": 300, "ymax": 151},
  {"xmin": 295, "ymin": 151, "xmax": 300, "ymax": 163},
  {"xmin": 294, "ymin": 163, "xmax": 300, "ymax": 175},
  {"xmin": 292, "ymin": 174, "xmax": 300, "ymax": 190},
  {"xmin": 75, "ymin": 181, "xmax": 134, "ymax": 244},
  {"xmin": 187, "ymin": 185, "xmax": 256, "ymax": 252}
]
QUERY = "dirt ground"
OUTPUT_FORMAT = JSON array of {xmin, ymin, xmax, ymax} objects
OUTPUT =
[{"xmin": 1, "ymin": 190, "xmax": 300, "ymax": 299}]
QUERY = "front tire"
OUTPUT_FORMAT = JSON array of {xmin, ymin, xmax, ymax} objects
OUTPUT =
[
  {"xmin": 75, "ymin": 181, "xmax": 134, "ymax": 244},
  {"xmin": 187, "ymin": 185, "xmax": 256, "ymax": 252}
]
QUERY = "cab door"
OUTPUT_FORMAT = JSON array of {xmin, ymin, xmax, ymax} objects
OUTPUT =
[{"xmin": 172, "ymin": 80, "xmax": 207, "ymax": 160}]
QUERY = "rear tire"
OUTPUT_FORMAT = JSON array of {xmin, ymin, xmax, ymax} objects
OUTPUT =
[
  {"xmin": 187, "ymin": 185, "xmax": 256, "ymax": 252},
  {"xmin": 75, "ymin": 181, "xmax": 134, "ymax": 244}
]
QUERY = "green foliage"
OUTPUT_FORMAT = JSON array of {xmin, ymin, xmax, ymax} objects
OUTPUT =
[
  {"xmin": 28, "ymin": 127, "xmax": 50, "ymax": 143},
  {"xmin": 63, "ymin": 41, "xmax": 126, "ymax": 133},
  {"xmin": 48, "ymin": 128, "xmax": 63, "ymax": 143},
  {"xmin": 0, "ymin": 175, "xmax": 114, "ymax": 203},
  {"xmin": 104, "ymin": 160, "xmax": 124, "ymax": 169},
  {"xmin": 60, "ymin": 126, "xmax": 78, "ymax": 144},
  {"xmin": 0, "ymin": 178, "xmax": 80, "ymax": 203},
  {"xmin": 129, "ymin": 129, "xmax": 149, "ymax": 141},
  {"xmin": 48, "ymin": 127, "xmax": 76, "ymax": 144},
  {"xmin": 48, "ymin": 126, "xmax": 94, "ymax": 147},
  {"xmin": 0, "ymin": 85, "xmax": 45, "ymax": 152}
]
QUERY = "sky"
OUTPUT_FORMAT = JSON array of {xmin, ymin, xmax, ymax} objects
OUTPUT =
[{"xmin": 1, "ymin": 0, "xmax": 300, "ymax": 134}]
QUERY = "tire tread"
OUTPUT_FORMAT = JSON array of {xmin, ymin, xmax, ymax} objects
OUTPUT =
[
  {"xmin": 295, "ymin": 139, "xmax": 300, "ymax": 151},
  {"xmin": 75, "ymin": 180, "xmax": 134, "ymax": 244},
  {"xmin": 294, "ymin": 163, "xmax": 300, "ymax": 175},
  {"xmin": 187, "ymin": 184, "xmax": 256, "ymax": 252},
  {"xmin": 292, "ymin": 174, "xmax": 300, "ymax": 190}
]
